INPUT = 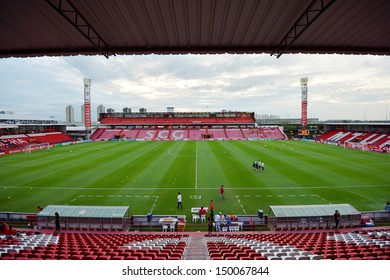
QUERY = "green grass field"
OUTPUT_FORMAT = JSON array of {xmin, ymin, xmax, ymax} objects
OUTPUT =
[{"xmin": 0, "ymin": 140, "xmax": 389, "ymax": 220}]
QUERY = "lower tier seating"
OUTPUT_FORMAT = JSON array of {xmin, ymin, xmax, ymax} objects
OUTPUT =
[{"xmin": 1, "ymin": 228, "xmax": 388, "ymax": 260}]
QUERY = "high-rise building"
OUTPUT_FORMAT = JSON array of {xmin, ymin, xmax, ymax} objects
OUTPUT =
[
  {"xmin": 139, "ymin": 108, "xmax": 147, "ymax": 113},
  {"xmin": 66, "ymin": 105, "xmax": 74, "ymax": 123},
  {"xmin": 97, "ymin": 104, "xmax": 106, "ymax": 121},
  {"xmin": 81, "ymin": 104, "xmax": 85, "ymax": 123},
  {"xmin": 107, "ymin": 108, "xmax": 115, "ymax": 113},
  {"xmin": 123, "ymin": 107, "xmax": 131, "ymax": 113}
]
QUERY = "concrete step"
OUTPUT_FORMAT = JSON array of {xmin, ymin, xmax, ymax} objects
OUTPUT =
[{"xmin": 183, "ymin": 236, "xmax": 208, "ymax": 260}]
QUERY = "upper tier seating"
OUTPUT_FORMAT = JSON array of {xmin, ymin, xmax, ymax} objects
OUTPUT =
[{"xmin": 99, "ymin": 116, "xmax": 255, "ymax": 125}]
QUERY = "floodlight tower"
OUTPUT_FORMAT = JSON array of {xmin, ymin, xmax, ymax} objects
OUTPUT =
[
  {"xmin": 83, "ymin": 78, "xmax": 92, "ymax": 139},
  {"xmin": 300, "ymin": 77, "xmax": 308, "ymax": 130}
]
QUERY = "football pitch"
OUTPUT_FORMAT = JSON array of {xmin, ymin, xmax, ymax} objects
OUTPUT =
[{"xmin": 0, "ymin": 140, "xmax": 389, "ymax": 220}]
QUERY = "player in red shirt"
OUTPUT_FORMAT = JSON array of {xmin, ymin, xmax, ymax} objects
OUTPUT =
[{"xmin": 219, "ymin": 185, "xmax": 225, "ymax": 200}]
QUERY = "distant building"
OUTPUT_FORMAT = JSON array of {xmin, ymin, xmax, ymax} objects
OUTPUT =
[
  {"xmin": 107, "ymin": 108, "xmax": 115, "ymax": 113},
  {"xmin": 167, "ymin": 107, "xmax": 174, "ymax": 113},
  {"xmin": 81, "ymin": 104, "xmax": 85, "ymax": 123},
  {"xmin": 0, "ymin": 111, "xmax": 14, "ymax": 115},
  {"xmin": 123, "ymin": 107, "xmax": 131, "ymax": 113},
  {"xmin": 139, "ymin": 108, "xmax": 147, "ymax": 113},
  {"xmin": 256, "ymin": 114, "xmax": 280, "ymax": 120},
  {"xmin": 97, "ymin": 104, "xmax": 106, "ymax": 120},
  {"xmin": 65, "ymin": 105, "xmax": 74, "ymax": 123}
]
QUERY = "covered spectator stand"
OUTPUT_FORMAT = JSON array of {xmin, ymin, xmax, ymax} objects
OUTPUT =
[
  {"xmin": 268, "ymin": 204, "xmax": 361, "ymax": 230},
  {"xmin": 37, "ymin": 205, "xmax": 130, "ymax": 231}
]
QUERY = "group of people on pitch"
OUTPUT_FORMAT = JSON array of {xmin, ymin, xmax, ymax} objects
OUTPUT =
[{"xmin": 252, "ymin": 160, "xmax": 265, "ymax": 172}]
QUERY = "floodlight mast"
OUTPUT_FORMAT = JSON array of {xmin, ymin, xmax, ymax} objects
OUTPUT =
[
  {"xmin": 83, "ymin": 78, "xmax": 92, "ymax": 139},
  {"xmin": 300, "ymin": 77, "xmax": 308, "ymax": 131}
]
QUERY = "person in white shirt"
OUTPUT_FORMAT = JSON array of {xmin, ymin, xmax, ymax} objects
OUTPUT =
[{"xmin": 177, "ymin": 192, "xmax": 183, "ymax": 209}]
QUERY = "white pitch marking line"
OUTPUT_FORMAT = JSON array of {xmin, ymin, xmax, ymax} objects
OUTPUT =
[
  {"xmin": 151, "ymin": 196, "xmax": 159, "ymax": 212},
  {"xmin": 236, "ymin": 195, "xmax": 247, "ymax": 214}
]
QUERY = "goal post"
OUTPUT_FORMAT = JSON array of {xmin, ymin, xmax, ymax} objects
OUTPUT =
[{"xmin": 25, "ymin": 142, "xmax": 50, "ymax": 153}]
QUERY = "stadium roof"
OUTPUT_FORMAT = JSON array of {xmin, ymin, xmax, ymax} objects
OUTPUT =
[
  {"xmin": 1, "ymin": 0, "xmax": 390, "ymax": 59},
  {"xmin": 38, "ymin": 205, "xmax": 129, "ymax": 218},
  {"xmin": 269, "ymin": 203, "xmax": 360, "ymax": 218}
]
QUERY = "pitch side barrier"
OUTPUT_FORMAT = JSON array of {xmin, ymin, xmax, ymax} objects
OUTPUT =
[
  {"xmin": 0, "ymin": 140, "xmax": 91, "ymax": 156},
  {"xmin": 130, "ymin": 214, "xmax": 268, "ymax": 232}
]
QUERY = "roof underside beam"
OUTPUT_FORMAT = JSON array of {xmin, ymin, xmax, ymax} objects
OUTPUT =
[
  {"xmin": 45, "ymin": 0, "xmax": 115, "ymax": 58},
  {"xmin": 271, "ymin": 0, "xmax": 336, "ymax": 58}
]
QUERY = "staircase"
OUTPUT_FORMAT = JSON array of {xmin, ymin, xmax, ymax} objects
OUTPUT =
[{"xmin": 183, "ymin": 236, "xmax": 208, "ymax": 260}]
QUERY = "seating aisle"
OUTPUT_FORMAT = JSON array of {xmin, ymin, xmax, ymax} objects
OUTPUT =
[{"xmin": 183, "ymin": 236, "xmax": 209, "ymax": 260}]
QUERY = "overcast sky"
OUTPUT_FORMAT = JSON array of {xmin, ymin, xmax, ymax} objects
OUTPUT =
[{"xmin": 1, "ymin": 53, "xmax": 389, "ymax": 122}]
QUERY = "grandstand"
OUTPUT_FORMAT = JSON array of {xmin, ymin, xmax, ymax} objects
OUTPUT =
[
  {"xmin": 0, "ymin": 115, "xmax": 73, "ymax": 154},
  {"xmin": 93, "ymin": 111, "xmax": 287, "ymax": 141},
  {"xmin": 317, "ymin": 130, "xmax": 390, "ymax": 153},
  {"xmin": 1, "ymin": 228, "xmax": 389, "ymax": 260},
  {"xmin": 0, "ymin": 132, "xmax": 73, "ymax": 154}
]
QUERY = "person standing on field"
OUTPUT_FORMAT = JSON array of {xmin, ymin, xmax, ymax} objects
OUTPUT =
[
  {"xmin": 177, "ymin": 192, "xmax": 183, "ymax": 209},
  {"xmin": 219, "ymin": 185, "xmax": 225, "ymax": 200}
]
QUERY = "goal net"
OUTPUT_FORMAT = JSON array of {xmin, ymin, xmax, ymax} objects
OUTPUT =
[{"xmin": 25, "ymin": 143, "xmax": 50, "ymax": 153}]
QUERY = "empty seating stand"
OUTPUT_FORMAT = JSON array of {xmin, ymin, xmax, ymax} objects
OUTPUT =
[
  {"xmin": 0, "ymin": 232, "xmax": 189, "ymax": 260},
  {"xmin": 91, "ymin": 127, "xmax": 287, "ymax": 141},
  {"xmin": 2, "ymin": 228, "xmax": 388, "ymax": 260}
]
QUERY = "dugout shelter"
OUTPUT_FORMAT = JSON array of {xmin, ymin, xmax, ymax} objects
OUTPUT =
[
  {"xmin": 268, "ymin": 203, "xmax": 361, "ymax": 230},
  {"xmin": 37, "ymin": 205, "xmax": 130, "ymax": 231}
]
